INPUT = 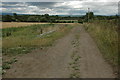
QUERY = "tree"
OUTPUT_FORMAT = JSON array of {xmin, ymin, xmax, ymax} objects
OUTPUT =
[
  {"xmin": 13, "ymin": 13, "xmax": 18, "ymax": 21},
  {"xmin": 49, "ymin": 17, "xmax": 55, "ymax": 23},
  {"xmin": 86, "ymin": 12, "xmax": 94, "ymax": 19},
  {"xmin": 85, "ymin": 12, "xmax": 94, "ymax": 22},
  {"xmin": 44, "ymin": 14, "xmax": 49, "ymax": 19},
  {"xmin": 2, "ymin": 15, "xmax": 13, "ymax": 22},
  {"xmin": 27, "ymin": 16, "xmax": 37, "ymax": 22},
  {"xmin": 40, "ymin": 17, "xmax": 48, "ymax": 22}
]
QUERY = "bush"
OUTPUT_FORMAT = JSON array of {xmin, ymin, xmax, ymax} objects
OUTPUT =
[{"xmin": 78, "ymin": 21, "xmax": 83, "ymax": 24}]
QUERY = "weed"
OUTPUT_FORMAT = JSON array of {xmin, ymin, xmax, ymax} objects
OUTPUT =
[
  {"xmin": 2, "ymin": 63, "xmax": 11, "ymax": 69},
  {"xmin": 74, "ymin": 56, "xmax": 80, "ymax": 62},
  {"xmin": 71, "ymin": 52, "xmax": 76, "ymax": 59},
  {"xmin": 4, "ymin": 58, "xmax": 18, "ymax": 64},
  {"xmin": 70, "ymin": 73, "xmax": 80, "ymax": 78}
]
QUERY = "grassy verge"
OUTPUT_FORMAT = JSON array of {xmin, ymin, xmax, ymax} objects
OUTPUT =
[
  {"xmin": 2, "ymin": 24, "xmax": 73, "ymax": 56},
  {"xmin": 83, "ymin": 20, "xmax": 118, "ymax": 66}
]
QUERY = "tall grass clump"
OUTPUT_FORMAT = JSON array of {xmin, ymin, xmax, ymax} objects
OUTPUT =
[
  {"xmin": 84, "ymin": 20, "xmax": 118, "ymax": 66},
  {"xmin": 2, "ymin": 24, "xmax": 73, "ymax": 56}
]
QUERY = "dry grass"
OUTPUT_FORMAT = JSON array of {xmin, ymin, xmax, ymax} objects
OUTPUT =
[
  {"xmin": 84, "ymin": 20, "xmax": 118, "ymax": 66},
  {"xmin": 1, "ymin": 22, "xmax": 49, "ymax": 29},
  {"xmin": 1, "ymin": 22, "xmax": 75, "ymax": 29}
]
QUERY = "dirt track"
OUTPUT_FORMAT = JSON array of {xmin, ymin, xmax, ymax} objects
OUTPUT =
[{"xmin": 3, "ymin": 26, "xmax": 115, "ymax": 78}]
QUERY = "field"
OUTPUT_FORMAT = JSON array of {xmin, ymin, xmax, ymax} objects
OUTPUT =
[
  {"xmin": 1, "ymin": 22, "xmax": 75, "ymax": 29},
  {"xmin": 1, "ymin": 22, "xmax": 46, "ymax": 29}
]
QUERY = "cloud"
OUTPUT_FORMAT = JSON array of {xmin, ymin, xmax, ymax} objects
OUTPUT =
[
  {"xmin": 2, "ymin": 0, "xmax": 120, "ymax": 2},
  {"xmin": 1, "ymin": 0, "xmax": 119, "ymax": 15}
]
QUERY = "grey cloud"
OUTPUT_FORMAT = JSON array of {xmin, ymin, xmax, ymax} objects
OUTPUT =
[
  {"xmin": 26, "ymin": 2, "xmax": 57, "ymax": 8},
  {"xmin": 2, "ymin": 2, "xmax": 27, "ymax": 8},
  {"xmin": 1, "ymin": 1, "xmax": 119, "ymax": 15}
]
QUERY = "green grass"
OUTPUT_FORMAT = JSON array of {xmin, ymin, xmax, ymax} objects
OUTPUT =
[
  {"xmin": 2, "ymin": 58, "xmax": 18, "ymax": 74},
  {"xmin": 84, "ymin": 19, "xmax": 118, "ymax": 66},
  {"xmin": 4, "ymin": 58, "xmax": 18, "ymax": 64},
  {"xmin": 2, "ymin": 24, "xmax": 73, "ymax": 56},
  {"xmin": 2, "ymin": 63, "xmax": 11, "ymax": 69}
]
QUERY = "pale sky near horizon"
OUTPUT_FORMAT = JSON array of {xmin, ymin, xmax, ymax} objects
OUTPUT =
[{"xmin": 1, "ymin": 0, "xmax": 120, "ymax": 15}]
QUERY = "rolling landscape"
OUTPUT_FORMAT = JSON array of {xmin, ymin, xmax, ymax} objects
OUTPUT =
[{"xmin": 0, "ymin": 0, "xmax": 119, "ymax": 79}]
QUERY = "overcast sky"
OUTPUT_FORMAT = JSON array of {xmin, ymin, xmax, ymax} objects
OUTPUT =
[{"xmin": 1, "ymin": 0, "xmax": 120, "ymax": 15}]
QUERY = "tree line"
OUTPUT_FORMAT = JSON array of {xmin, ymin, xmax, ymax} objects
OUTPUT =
[{"xmin": 2, "ymin": 12, "xmax": 119, "ymax": 23}]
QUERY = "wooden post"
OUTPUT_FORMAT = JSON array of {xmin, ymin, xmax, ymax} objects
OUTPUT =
[{"xmin": 41, "ymin": 28, "xmax": 43, "ymax": 34}]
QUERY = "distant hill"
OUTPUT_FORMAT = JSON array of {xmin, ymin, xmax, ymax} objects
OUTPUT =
[
  {"xmin": 2, "ymin": 13, "xmax": 14, "ymax": 15},
  {"xmin": 2, "ymin": 13, "xmax": 32, "ymax": 15},
  {"xmin": 2, "ymin": 13, "xmax": 84, "ymax": 17}
]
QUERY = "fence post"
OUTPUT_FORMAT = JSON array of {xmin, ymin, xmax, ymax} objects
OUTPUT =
[{"xmin": 41, "ymin": 28, "xmax": 43, "ymax": 34}]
